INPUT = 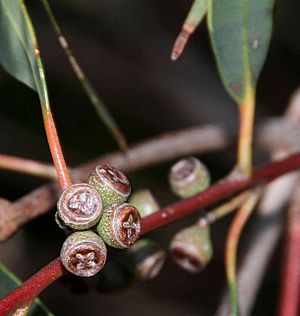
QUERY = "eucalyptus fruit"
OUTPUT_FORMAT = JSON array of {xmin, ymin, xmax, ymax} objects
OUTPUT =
[
  {"xmin": 97, "ymin": 203, "xmax": 141, "ymax": 249},
  {"xmin": 124, "ymin": 239, "xmax": 166, "ymax": 281},
  {"xmin": 170, "ymin": 224, "xmax": 213, "ymax": 273},
  {"xmin": 57, "ymin": 183, "xmax": 103, "ymax": 230},
  {"xmin": 129, "ymin": 189, "xmax": 160, "ymax": 217},
  {"xmin": 169, "ymin": 157, "xmax": 210, "ymax": 198},
  {"xmin": 60, "ymin": 231, "xmax": 107, "ymax": 277},
  {"xmin": 88, "ymin": 165, "xmax": 131, "ymax": 207}
]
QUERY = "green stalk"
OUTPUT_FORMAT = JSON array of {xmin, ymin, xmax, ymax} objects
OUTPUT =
[
  {"xmin": 41, "ymin": 0, "xmax": 128, "ymax": 152},
  {"xmin": 225, "ymin": 188, "xmax": 262, "ymax": 315}
]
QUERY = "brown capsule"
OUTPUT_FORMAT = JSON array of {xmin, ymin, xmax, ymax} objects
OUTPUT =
[
  {"xmin": 125, "ymin": 239, "xmax": 166, "ymax": 281},
  {"xmin": 169, "ymin": 157, "xmax": 210, "ymax": 198},
  {"xmin": 128, "ymin": 189, "xmax": 160, "ymax": 218},
  {"xmin": 97, "ymin": 203, "xmax": 141, "ymax": 249},
  {"xmin": 57, "ymin": 183, "xmax": 103, "ymax": 230},
  {"xmin": 170, "ymin": 224, "xmax": 213, "ymax": 273},
  {"xmin": 88, "ymin": 165, "xmax": 131, "ymax": 207},
  {"xmin": 60, "ymin": 231, "xmax": 107, "ymax": 277}
]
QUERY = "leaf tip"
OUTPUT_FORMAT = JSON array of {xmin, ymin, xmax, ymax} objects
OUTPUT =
[{"xmin": 171, "ymin": 30, "xmax": 190, "ymax": 61}]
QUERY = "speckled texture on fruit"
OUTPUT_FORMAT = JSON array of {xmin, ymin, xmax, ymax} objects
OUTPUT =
[
  {"xmin": 57, "ymin": 183, "xmax": 103, "ymax": 230},
  {"xmin": 169, "ymin": 157, "xmax": 211, "ymax": 198},
  {"xmin": 170, "ymin": 224, "xmax": 213, "ymax": 273},
  {"xmin": 60, "ymin": 231, "xmax": 107, "ymax": 277},
  {"xmin": 97, "ymin": 203, "xmax": 141, "ymax": 249},
  {"xmin": 88, "ymin": 165, "xmax": 131, "ymax": 207}
]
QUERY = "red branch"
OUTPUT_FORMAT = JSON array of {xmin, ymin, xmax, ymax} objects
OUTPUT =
[
  {"xmin": 1, "ymin": 152, "xmax": 300, "ymax": 314},
  {"xmin": 0, "ymin": 259, "xmax": 65, "ymax": 315},
  {"xmin": 142, "ymin": 152, "xmax": 300, "ymax": 234},
  {"xmin": 278, "ymin": 185, "xmax": 300, "ymax": 316}
]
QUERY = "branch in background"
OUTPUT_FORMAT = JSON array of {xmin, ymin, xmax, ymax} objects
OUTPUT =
[
  {"xmin": 216, "ymin": 89, "xmax": 300, "ymax": 316},
  {"xmin": 0, "ymin": 124, "xmax": 229, "ymax": 241},
  {"xmin": 278, "ymin": 178, "xmax": 300, "ymax": 316},
  {"xmin": 215, "ymin": 166, "xmax": 299, "ymax": 316},
  {"xmin": 0, "ymin": 154, "xmax": 57, "ymax": 180},
  {"xmin": 2, "ymin": 119, "xmax": 300, "ymax": 240},
  {"xmin": 2, "ymin": 118, "xmax": 300, "ymax": 180},
  {"xmin": 277, "ymin": 89, "xmax": 300, "ymax": 316},
  {"xmin": 40, "ymin": 0, "xmax": 128, "ymax": 152}
]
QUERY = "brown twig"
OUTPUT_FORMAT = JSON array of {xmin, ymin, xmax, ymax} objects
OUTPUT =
[
  {"xmin": 0, "ymin": 154, "xmax": 57, "ymax": 180},
  {"xmin": 2, "ymin": 119, "xmax": 300, "ymax": 180},
  {"xmin": 0, "ymin": 125, "xmax": 229, "ymax": 242}
]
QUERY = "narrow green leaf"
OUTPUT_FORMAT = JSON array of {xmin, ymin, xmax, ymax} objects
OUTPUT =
[
  {"xmin": 0, "ymin": 0, "xmax": 50, "ymax": 111},
  {"xmin": 207, "ymin": 0, "xmax": 275, "ymax": 103},
  {"xmin": 172, "ymin": 0, "xmax": 208, "ymax": 60},
  {"xmin": 0, "ymin": 262, "xmax": 53, "ymax": 315},
  {"xmin": 185, "ymin": 0, "xmax": 208, "ymax": 30}
]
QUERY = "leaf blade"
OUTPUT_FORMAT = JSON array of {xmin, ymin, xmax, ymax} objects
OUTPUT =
[
  {"xmin": 207, "ymin": 0, "xmax": 275, "ymax": 103},
  {"xmin": 0, "ymin": 0, "xmax": 37, "ymax": 91}
]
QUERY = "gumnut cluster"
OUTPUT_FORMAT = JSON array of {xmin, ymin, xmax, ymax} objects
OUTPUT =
[{"xmin": 57, "ymin": 165, "xmax": 141, "ymax": 277}]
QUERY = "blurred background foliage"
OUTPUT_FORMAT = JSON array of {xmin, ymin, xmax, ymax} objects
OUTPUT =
[{"xmin": 0, "ymin": 0, "xmax": 299, "ymax": 315}]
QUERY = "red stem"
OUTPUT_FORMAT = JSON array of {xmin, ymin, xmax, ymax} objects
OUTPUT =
[
  {"xmin": 2, "ymin": 152, "xmax": 300, "ymax": 314},
  {"xmin": 43, "ymin": 112, "xmax": 72, "ymax": 190},
  {"xmin": 278, "ymin": 197, "xmax": 300, "ymax": 316},
  {"xmin": 0, "ymin": 259, "xmax": 66, "ymax": 315},
  {"xmin": 142, "ymin": 152, "xmax": 300, "ymax": 234}
]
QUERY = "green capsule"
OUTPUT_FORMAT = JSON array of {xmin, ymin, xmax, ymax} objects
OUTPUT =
[
  {"xmin": 88, "ymin": 165, "xmax": 131, "ymax": 208},
  {"xmin": 60, "ymin": 231, "xmax": 107, "ymax": 277},
  {"xmin": 97, "ymin": 203, "xmax": 141, "ymax": 249},
  {"xmin": 123, "ymin": 239, "xmax": 167, "ymax": 281},
  {"xmin": 57, "ymin": 183, "xmax": 103, "ymax": 230},
  {"xmin": 170, "ymin": 224, "xmax": 213, "ymax": 273},
  {"xmin": 169, "ymin": 157, "xmax": 210, "ymax": 198},
  {"xmin": 128, "ymin": 189, "xmax": 160, "ymax": 218}
]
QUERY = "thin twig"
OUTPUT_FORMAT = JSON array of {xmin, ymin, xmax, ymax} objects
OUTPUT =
[
  {"xmin": 198, "ymin": 190, "xmax": 250, "ymax": 227},
  {"xmin": 216, "ymin": 89, "xmax": 300, "ymax": 316},
  {"xmin": 278, "ymin": 179, "xmax": 300, "ymax": 316},
  {"xmin": 225, "ymin": 188, "xmax": 262, "ymax": 316},
  {"xmin": 215, "ymin": 159, "xmax": 299, "ymax": 316},
  {"xmin": 1, "ymin": 119, "xmax": 300, "ymax": 181},
  {"xmin": 21, "ymin": 4, "xmax": 72, "ymax": 190},
  {"xmin": 277, "ymin": 89, "xmax": 300, "ymax": 316},
  {"xmin": 40, "ymin": 0, "xmax": 128, "ymax": 152},
  {"xmin": 0, "ymin": 124, "xmax": 229, "ymax": 241},
  {"xmin": 0, "ymin": 154, "xmax": 57, "ymax": 180}
]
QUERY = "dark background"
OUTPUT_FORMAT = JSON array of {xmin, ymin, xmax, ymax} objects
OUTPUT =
[{"xmin": 0, "ymin": 0, "xmax": 299, "ymax": 315}]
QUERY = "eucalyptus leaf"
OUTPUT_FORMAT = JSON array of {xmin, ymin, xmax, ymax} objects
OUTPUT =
[
  {"xmin": 185, "ymin": 0, "xmax": 208, "ymax": 30},
  {"xmin": 207, "ymin": 0, "xmax": 275, "ymax": 103},
  {"xmin": 0, "ymin": 0, "xmax": 49, "ymax": 108},
  {"xmin": 0, "ymin": 262, "xmax": 53, "ymax": 315}
]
